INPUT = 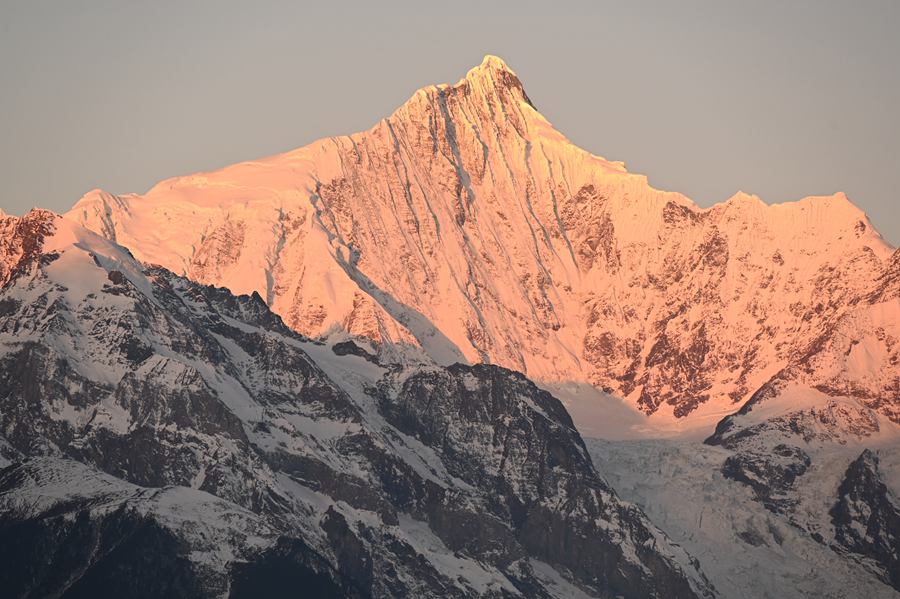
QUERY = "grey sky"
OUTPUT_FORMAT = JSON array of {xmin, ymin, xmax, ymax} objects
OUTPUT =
[{"xmin": 1, "ymin": 0, "xmax": 897, "ymax": 244}]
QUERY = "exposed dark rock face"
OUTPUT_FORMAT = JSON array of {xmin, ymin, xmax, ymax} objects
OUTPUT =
[
  {"xmin": 706, "ymin": 391, "xmax": 886, "ymax": 517},
  {"xmin": 332, "ymin": 339, "xmax": 378, "ymax": 363},
  {"xmin": 706, "ymin": 389, "xmax": 883, "ymax": 449},
  {"xmin": 0, "ymin": 458, "xmax": 356, "ymax": 599},
  {"xmin": 378, "ymin": 363, "xmax": 712, "ymax": 599},
  {"xmin": 702, "ymin": 367, "xmax": 900, "ymax": 596},
  {"xmin": 0, "ymin": 208, "xmax": 58, "ymax": 287},
  {"xmin": 229, "ymin": 537, "xmax": 364, "ymax": 599},
  {"xmin": 721, "ymin": 445, "xmax": 811, "ymax": 512},
  {"xmin": 0, "ymin": 212, "xmax": 714, "ymax": 598},
  {"xmin": 0, "ymin": 506, "xmax": 199, "ymax": 599},
  {"xmin": 830, "ymin": 450, "xmax": 900, "ymax": 591}
]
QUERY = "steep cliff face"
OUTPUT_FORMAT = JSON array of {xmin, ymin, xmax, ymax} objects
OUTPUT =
[
  {"xmin": 66, "ymin": 56, "xmax": 896, "ymax": 421},
  {"xmin": 831, "ymin": 449, "xmax": 900, "ymax": 590},
  {"xmin": 596, "ymin": 244, "xmax": 900, "ymax": 596},
  {"xmin": 706, "ymin": 239, "xmax": 900, "ymax": 450},
  {"xmin": 692, "ymin": 247, "xmax": 900, "ymax": 595},
  {"xmin": 0, "ymin": 209, "xmax": 714, "ymax": 598}
]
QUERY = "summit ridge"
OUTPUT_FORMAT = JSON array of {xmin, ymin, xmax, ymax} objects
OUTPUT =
[{"xmin": 65, "ymin": 56, "xmax": 897, "ymax": 428}]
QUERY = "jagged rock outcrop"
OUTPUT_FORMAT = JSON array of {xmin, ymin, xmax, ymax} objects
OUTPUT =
[
  {"xmin": 830, "ymin": 449, "xmax": 900, "ymax": 591},
  {"xmin": 65, "ymin": 56, "xmax": 897, "ymax": 422},
  {"xmin": 0, "ymin": 209, "xmax": 714, "ymax": 598},
  {"xmin": 377, "ymin": 363, "xmax": 709, "ymax": 597},
  {"xmin": 720, "ymin": 444, "xmax": 811, "ymax": 512}
]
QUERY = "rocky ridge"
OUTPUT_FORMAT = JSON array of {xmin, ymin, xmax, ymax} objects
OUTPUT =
[{"xmin": 0, "ymin": 209, "xmax": 714, "ymax": 598}]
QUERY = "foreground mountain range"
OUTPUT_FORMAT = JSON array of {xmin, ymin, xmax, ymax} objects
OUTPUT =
[
  {"xmin": 0, "ymin": 209, "xmax": 713, "ymax": 597},
  {"xmin": 1, "ymin": 56, "xmax": 898, "ymax": 598}
]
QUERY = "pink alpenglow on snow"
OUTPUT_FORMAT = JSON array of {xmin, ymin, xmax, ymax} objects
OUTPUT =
[{"xmin": 65, "ymin": 56, "xmax": 898, "ymax": 433}]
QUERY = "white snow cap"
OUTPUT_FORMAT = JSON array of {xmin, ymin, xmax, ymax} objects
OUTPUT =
[
  {"xmin": 470, "ymin": 54, "xmax": 515, "ymax": 75},
  {"xmin": 464, "ymin": 55, "xmax": 519, "ymax": 81},
  {"xmin": 59, "ymin": 55, "xmax": 897, "ymax": 427}
]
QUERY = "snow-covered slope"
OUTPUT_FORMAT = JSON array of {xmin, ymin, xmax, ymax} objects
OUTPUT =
[
  {"xmin": 582, "ymin": 246, "xmax": 900, "ymax": 596},
  {"xmin": 7, "ymin": 55, "xmax": 894, "ymax": 598},
  {"xmin": 66, "ymin": 55, "xmax": 896, "ymax": 424},
  {"xmin": 0, "ymin": 209, "xmax": 714, "ymax": 598},
  {"xmin": 587, "ymin": 437, "xmax": 900, "ymax": 599},
  {"xmin": 689, "ymin": 252, "xmax": 900, "ymax": 595}
]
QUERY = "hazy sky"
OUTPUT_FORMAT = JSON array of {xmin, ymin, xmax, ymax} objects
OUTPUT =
[{"xmin": 1, "ymin": 0, "xmax": 897, "ymax": 243}]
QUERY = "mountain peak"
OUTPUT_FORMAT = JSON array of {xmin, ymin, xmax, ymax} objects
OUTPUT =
[
  {"xmin": 64, "ymin": 57, "xmax": 896, "ymax": 425},
  {"xmin": 23, "ymin": 207, "xmax": 60, "ymax": 223},
  {"xmin": 457, "ymin": 54, "xmax": 533, "ymax": 108},
  {"xmin": 468, "ymin": 54, "xmax": 515, "ymax": 77},
  {"xmin": 725, "ymin": 191, "xmax": 764, "ymax": 206}
]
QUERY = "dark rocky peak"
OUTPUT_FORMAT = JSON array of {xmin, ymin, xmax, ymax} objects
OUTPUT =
[
  {"xmin": 721, "ymin": 443, "xmax": 812, "ymax": 513},
  {"xmin": 831, "ymin": 449, "xmax": 900, "ymax": 590}
]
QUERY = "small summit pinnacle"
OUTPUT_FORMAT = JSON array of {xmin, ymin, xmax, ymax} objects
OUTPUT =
[
  {"xmin": 462, "ymin": 55, "xmax": 533, "ymax": 107},
  {"xmin": 479, "ymin": 54, "xmax": 513, "ymax": 72},
  {"xmin": 465, "ymin": 54, "xmax": 516, "ymax": 80}
]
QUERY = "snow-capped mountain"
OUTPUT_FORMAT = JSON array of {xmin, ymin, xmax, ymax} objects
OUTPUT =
[
  {"xmin": 4, "ymin": 55, "xmax": 898, "ymax": 598},
  {"xmin": 67, "ymin": 56, "xmax": 897, "ymax": 425},
  {"xmin": 0, "ymin": 209, "xmax": 714, "ymax": 598}
]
